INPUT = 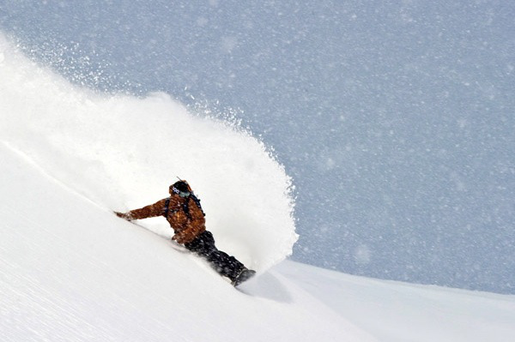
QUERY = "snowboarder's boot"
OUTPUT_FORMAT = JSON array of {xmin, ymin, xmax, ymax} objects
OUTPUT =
[{"xmin": 232, "ymin": 268, "xmax": 256, "ymax": 287}]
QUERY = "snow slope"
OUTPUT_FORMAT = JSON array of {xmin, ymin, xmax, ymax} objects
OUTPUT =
[
  {"xmin": 0, "ymin": 142, "xmax": 374, "ymax": 342},
  {"xmin": 279, "ymin": 262, "xmax": 515, "ymax": 342},
  {"xmin": 1, "ymin": 32, "xmax": 515, "ymax": 342}
]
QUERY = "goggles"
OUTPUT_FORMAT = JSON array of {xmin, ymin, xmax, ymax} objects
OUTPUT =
[{"xmin": 172, "ymin": 186, "xmax": 191, "ymax": 198}]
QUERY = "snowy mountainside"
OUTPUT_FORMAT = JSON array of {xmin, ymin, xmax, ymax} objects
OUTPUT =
[
  {"xmin": 279, "ymin": 262, "xmax": 515, "ymax": 342},
  {"xmin": 0, "ymin": 142, "xmax": 373, "ymax": 342}
]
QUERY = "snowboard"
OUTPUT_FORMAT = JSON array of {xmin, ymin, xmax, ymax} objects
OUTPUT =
[{"xmin": 232, "ymin": 269, "xmax": 257, "ymax": 287}]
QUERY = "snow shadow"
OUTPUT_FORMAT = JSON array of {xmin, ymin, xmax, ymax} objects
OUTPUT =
[{"xmin": 238, "ymin": 272, "xmax": 293, "ymax": 303}]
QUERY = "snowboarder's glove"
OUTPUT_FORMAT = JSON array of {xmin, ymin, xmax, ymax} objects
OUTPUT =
[
  {"xmin": 114, "ymin": 211, "xmax": 132, "ymax": 221},
  {"xmin": 172, "ymin": 231, "xmax": 192, "ymax": 244}
]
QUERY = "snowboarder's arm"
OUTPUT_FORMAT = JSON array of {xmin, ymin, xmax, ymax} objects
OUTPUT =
[{"xmin": 116, "ymin": 198, "xmax": 168, "ymax": 221}]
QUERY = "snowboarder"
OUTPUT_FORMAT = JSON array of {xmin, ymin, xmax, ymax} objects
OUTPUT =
[{"xmin": 114, "ymin": 180, "xmax": 256, "ymax": 286}]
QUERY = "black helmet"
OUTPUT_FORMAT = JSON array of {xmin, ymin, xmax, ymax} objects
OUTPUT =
[{"xmin": 170, "ymin": 180, "xmax": 191, "ymax": 198}]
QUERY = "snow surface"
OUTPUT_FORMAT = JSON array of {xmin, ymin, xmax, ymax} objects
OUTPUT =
[{"xmin": 1, "ymin": 32, "xmax": 515, "ymax": 342}]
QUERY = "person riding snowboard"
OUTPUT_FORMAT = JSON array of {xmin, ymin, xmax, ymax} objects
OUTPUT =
[{"xmin": 114, "ymin": 180, "xmax": 256, "ymax": 286}]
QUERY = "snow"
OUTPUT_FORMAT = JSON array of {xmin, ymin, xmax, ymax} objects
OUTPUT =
[
  {"xmin": 1, "ymin": 32, "xmax": 515, "ymax": 342},
  {"xmin": 1, "ymin": 141, "xmax": 374, "ymax": 342},
  {"xmin": 0, "ymin": 32, "xmax": 297, "ymax": 274}
]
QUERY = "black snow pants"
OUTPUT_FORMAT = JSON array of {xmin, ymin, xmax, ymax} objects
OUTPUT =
[{"xmin": 184, "ymin": 231, "xmax": 245, "ymax": 282}]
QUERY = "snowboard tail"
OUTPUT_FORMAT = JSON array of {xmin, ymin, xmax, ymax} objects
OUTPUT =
[{"xmin": 232, "ymin": 269, "xmax": 256, "ymax": 287}]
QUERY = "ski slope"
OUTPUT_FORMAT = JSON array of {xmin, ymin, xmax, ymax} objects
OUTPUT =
[{"xmin": 1, "ymin": 32, "xmax": 515, "ymax": 342}]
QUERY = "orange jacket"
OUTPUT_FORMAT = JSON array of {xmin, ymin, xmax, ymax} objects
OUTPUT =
[{"xmin": 123, "ymin": 184, "xmax": 206, "ymax": 244}]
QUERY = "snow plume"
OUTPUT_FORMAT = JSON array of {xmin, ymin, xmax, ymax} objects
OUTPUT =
[{"xmin": 0, "ymin": 32, "xmax": 297, "ymax": 272}]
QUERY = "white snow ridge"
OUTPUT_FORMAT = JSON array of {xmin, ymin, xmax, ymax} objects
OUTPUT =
[{"xmin": 1, "ymin": 33, "xmax": 515, "ymax": 342}]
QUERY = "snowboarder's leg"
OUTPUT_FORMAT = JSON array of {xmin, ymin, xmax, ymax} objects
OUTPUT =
[{"xmin": 185, "ymin": 231, "xmax": 252, "ymax": 284}]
